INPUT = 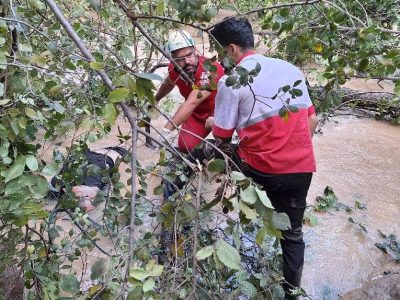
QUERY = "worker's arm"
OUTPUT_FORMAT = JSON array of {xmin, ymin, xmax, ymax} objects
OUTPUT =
[
  {"xmin": 308, "ymin": 113, "xmax": 318, "ymax": 137},
  {"xmin": 165, "ymin": 89, "xmax": 211, "ymax": 131},
  {"xmin": 155, "ymin": 76, "xmax": 175, "ymax": 103}
]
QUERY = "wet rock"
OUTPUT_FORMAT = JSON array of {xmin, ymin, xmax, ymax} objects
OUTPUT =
[{"xmin": 341, "ymin": 273, "xmax": 400, "ymax": 300}]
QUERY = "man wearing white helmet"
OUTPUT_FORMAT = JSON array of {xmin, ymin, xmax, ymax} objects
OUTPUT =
[{"xmin": 155, "ymin": 29, "xmax": 224, "ymax": 153}]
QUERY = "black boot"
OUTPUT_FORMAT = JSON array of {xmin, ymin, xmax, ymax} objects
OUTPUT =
[{"xmin": 282, "ymin": 263, "xmax": 303, "ymax": 300}]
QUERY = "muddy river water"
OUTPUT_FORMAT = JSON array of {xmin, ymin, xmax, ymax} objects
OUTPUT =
[{"xmin": 302, "ymin": 116, "xmax": 400, "ymax": 299}]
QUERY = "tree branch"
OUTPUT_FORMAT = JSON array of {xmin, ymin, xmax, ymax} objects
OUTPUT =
[
  {"xmin": 43, "ymin": 1, "xmax": 139, "ymax": 296},
  {"xmin": 192, "ymin": 163, "xmax": 202, "ymax": 295},
  {"xmin": 113, "ymin": 0, "xmax": 194, "ymax": 85},
  {"xmin": 206, "ymin": 0, "xmax": 322, "ymax": 30},
  {"xmin": 323, "ymin": 0, "xmax": 367, "ymax": 27},
  {"xmin": 133, "ymin": 14, "xmax": 205, "ymax": 30}
]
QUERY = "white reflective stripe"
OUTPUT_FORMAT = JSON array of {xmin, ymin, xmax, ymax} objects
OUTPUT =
[
  {"xmin": 214, "ymin": 76, "xmax": 239, "ymax": 131},
  {"xmin": 215, "ymin": 54, "xmax": 312, "ymax": 132},
  {"xmin": 237, "ymin": 103, "xmax": 309, "ymax": 130}
]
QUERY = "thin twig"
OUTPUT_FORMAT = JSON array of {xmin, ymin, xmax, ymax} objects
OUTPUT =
[
  {"xmin": 113, "ymin": 0, "xmax": 194, "ymax": 85},
  {"xmin": 192, "ymin": 162, "xmax": 202, "ymax": 295},
  {"xmin": 206, "ymin": 0, "xmax": 321, "ymax": 30},
  {"xmin": 26, "ymin": 225, "xmax": 50, "ymax": 261}
]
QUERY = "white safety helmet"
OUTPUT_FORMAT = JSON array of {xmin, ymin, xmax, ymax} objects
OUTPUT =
[{"xmin": 165, "ymin": 30, "xmax": 195, "ymax": 55}]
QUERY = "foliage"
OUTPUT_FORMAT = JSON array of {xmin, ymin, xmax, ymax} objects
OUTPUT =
[
  {"xmin": 314, "ymin": 185, "xmax": 338, "ymax": 212},
  {"xmin": 375, "ymin": 231, "xmax": 400, "ymax": 262},
  {"xmin": 0, "ymin": 0, "xmax": 399, "ymax": 299}
]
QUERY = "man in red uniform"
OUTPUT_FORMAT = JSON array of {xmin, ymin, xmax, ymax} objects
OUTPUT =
[
  {"xmin": 155, "ymin": 30, "xmax": 224, "ymax": 153},
  {"xmin": 210, "ymin": 18, "xmax": 318, "ymax": 299}
]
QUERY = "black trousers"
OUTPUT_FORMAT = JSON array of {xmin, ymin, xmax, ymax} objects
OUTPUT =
[
  {"xmin": 242, "ymin": 166, "xmax": 312, "ymax": 272},
  {"xmin": 167, "ymin": 141, "xmax": 312, "ymax": 279}
]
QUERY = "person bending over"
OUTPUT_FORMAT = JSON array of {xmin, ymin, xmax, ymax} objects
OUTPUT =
[{"xmin": 155, "ymin": 29, "xmax": 224, "ymax": 153}]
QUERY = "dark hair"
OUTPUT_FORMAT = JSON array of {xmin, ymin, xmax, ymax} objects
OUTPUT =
[{"xmin": 210, "ymin": 17, "xmax": 254, "ymax": 50}]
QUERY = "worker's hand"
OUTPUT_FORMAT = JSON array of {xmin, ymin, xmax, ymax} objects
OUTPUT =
[
  {"xmin": 158, "ymin": 127, "xmax": 178, "ymax": 147},
  {"xmin": 205, "ymin": 117, "xmax": 214, "ymax": 131}
]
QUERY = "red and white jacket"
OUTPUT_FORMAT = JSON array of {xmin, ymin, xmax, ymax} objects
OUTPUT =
[{"xmin": 213, "ymin": 53, "xmax": 316, "ymax": 174}]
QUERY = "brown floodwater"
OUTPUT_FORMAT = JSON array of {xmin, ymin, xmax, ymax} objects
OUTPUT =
[{"xmin": 301, "ymin": 115, "xmax": 400, "ymax": 299}]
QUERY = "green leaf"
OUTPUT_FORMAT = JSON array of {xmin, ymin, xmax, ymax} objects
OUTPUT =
[
  {"xmin": 229, "ymin": 196, "xmax": 240, "ymax": 212},
  {"xmin": 90, "ymin": 61, "xmax": 104, "ymax": 70},
  {"xmin": 207, "ymin": 159, "xmax": 226, "ymax": 173},
  {"xmin": 255, "ymin": 226, "xmax": 266, "ymax": 245},
  {"xmin": 135, "ymin": 78, "xmax": 155, "ymax": 105},
  {"xmin": 292, "ymin": 89, "xmax": 303, "ymax": 97},
  {"xmin": 134, "ymin": 72, "xmax": 163, "ymax": 81},
  {"xmin": 287, "ymin": 105, "xmax": 299, "ymax": 113},
  {"xmin": 102, "ymin": 103, "xmax": 117, "ymax": 124},
  {"xmin": 42, "ymin": 161, "xmax": 61, "ymax": 178},
  {"xmin": 282, "ymin": 85, "xmax": 290, "ymax": 93},
  {"xmin": 32, "ymin": 175, "xmax": 49, "ymax": 199},
  {"xmin": 279, "ymin": 106, "xmax": 289, "ymax": 121},
  {"xmin": 153, "ymin": 185, "xmax": 164, "ymax": 195},
  {"xmin": 225, "ymin": 76, "xmax": 237, "ymax": 87},
  {"xmin": 202, "ymin": 197, "xmax": 221, "ymax": 211},
  {"xmin": 142, "ymin": 278, "xmax": 155, "ymax": 293},
  {"xmin": 26, "ymin": 155, "xmax": 38, "ymax": 171},
  {"xmin": 183, "ymin": 202, "xmax": 197, "ymax": 220},
  {"xmin": 127, "ymin": 287, "xmax": 144, "ymax": 300},
  {"xmin": 273, "ymin": 15, "xmax": 286, "ymax": 24},
  {"xmin": 272, "ymin": 212, "xmax": 291, "ymax": 230},
  {"xmin": 53, "ymin": 102, "xmax": 65, "ymax": 114},
  {"xmin": 108, "ymin": 88, "xmax": 130, "ymax": 103},
  {"xmin": 0, "ymin": 54, "xmax": 7, "ymax": 70},
  {"xmin": 130, "ymin": 268, "xmax": 150, "ymax": 280},
  {"xmin": 0, "ymin": 98, "xmax": 10, "ymax": 105},
  {"xmin": 240, "ymin": 280, "xmax": 257, "ymax": 298},
  {"xmin": 28, "ymin": 0, "xmax": 46, "ymax": 10},
  {"xmin": 1, "ymin": 155, "xmax": 26, "ymax": 183},
  {"xmin": 279, "ymin": 7, "xmax": 290, "ymax": 17},
  {"xmin": 59, "ymin": 274, "xmax": 79, "ymax": 294},
  {"xmin": 148, "ymin": 264, "xmax": 163, "ymax": 277},
  {"xmin": 231, "ymin": 171, "xmax": 246, "ymax": 181},
  {"xmin": 19, "ymin": 44, "xmax": 33, "ymax": 53},
  {"xmin": 255, "ymin": 187, "xmax": 273, "ymax": 208},
  {"xmin": 0, "ymin": 20, "xmax": 7, "ymax": 31},
  {"xmin": 156, "ymin": 0, "xmax": 164, "ymax": 14},
  {"xmin": 90, "ymin": 259, "xmax": 106, "ymax": 280},
  {"xmin": 215, "ymin": 239, "xmax": 241, "ymax": 270},
  {"xmin": 240, "ymin": 185, "xmax": 257, "ymax": 204},
  {"xmin": 293, "ymin": 79, "xmax": 302, "ymax": 87},
  {"xmin": 260, "ymin": 223, "xmax": 283, "ymax": 240},
  {"xmin": 358, "ymin": 58, "xmax": 369, "ymax": 71},
  {"xmin": 196, "ymin": 245, "xmax": 215, "ymax": 260},
  {"xmin": 239, "ymin": 201, "xmax": 258, "ymax": 220}
]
